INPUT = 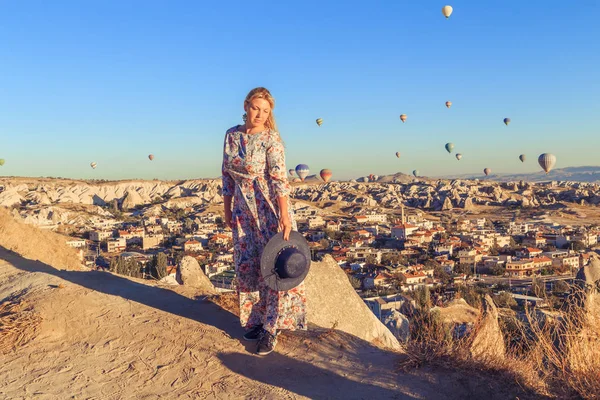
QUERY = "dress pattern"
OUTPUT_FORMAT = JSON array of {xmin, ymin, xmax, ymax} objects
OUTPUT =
[{"xmin": 221, "ymin": 125, "xmax": 307, "ymax": 335}]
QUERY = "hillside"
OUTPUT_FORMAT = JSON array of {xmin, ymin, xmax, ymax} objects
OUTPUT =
[
  {"xmin": 6, "ymin": 175, "xmax": 600, "ymax": 234},
  {"xmin": 438, "ymin": 166, "xmax": 600, "ymax": 183},
  {"xmin": 0, "ymin": 209, "xmax": 533, "ymax": 399}
]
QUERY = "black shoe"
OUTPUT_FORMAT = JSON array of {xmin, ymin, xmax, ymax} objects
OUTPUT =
[
  {"xmin": 243, "ymin": 325, "xmax": 264, "ymax": 341},
  {"xmin": 256, "ymin": 330, "xmax": 277, "ymax": 356}
]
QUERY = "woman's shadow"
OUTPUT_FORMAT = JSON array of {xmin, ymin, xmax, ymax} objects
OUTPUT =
[{"xmin": 0, "ymin": 246, "xmax": 423, "ymax": 399}]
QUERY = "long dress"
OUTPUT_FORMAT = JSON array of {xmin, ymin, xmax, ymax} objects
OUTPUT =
[{"xmin": 221, "ymin": 125, "xmax": 307, "ymax": 335}]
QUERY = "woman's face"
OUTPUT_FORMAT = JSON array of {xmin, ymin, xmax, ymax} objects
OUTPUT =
[{"xmin": 244, "ymin": 98, "xmax": 271, "ymax": 127}]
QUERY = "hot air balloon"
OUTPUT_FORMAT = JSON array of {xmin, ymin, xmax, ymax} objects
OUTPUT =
[
  {"xmin": 413, "ymin": 170, "xmax": 419, "ymax": 177},
  {"xmin": 90, "ymin": 162, "xmax": 97, "ymax": 169},
  {"xmin": 295, "ymin": 164, "xmax": 309, "ymax": 181},
  {"xmin": 442, "ymin": 5, "xmax": 453, "ymax": 18},
  {"xmin": 519, "ymin": 154, "xmax": 526, "ymax": 163},
  {"xmin": 400, "ymin": 114, "xmax": 407, "ymax": 123},
  {"xmin": 445, "ymin": 101, "xmax": 452, "ymax": 108},
  {"xmin": 373, "ymin": 175, "xmax": 379, "ymax": 181},
  {"xmin": 288, "ymin": 169, "xmax": 295, "ymax": 177},
  {"xmin": 148, "ymin": 154, "xmax": 154, "ymax": 161},
  {"xmin": 484, "ymin": 168, "xmax": 491, "ymax": 176},
  {"xmin": 455, "ymin": 153, "xmax": 462, "ymax": 161},
  {"xmin": 503, "ymin": 118, "xmax": 511, "ymax": 126},
  {"xmin": 369, "ymin": 174, "xmax": 375, "ymax": 182},
  {"xmin": 538, "ymin": 153, "xmax": 556, "ymax": 174},
  {"xmin": 395, "ymin": 152, "xmax": 401, "ymax": 158},
  {"xmin": 445, "ymin": 143, "xmax": 454, "ymax": 154},
  {"xmin": 320, "ymin": 169, "xmax": 332, "ymax": 183},
  {"xmin": 0, "ymin": 159, "xmax": 5, "ymax": 166},
  {"xmin": 316, "ymin": 118, "xmax": 323, "ymax": 127}
]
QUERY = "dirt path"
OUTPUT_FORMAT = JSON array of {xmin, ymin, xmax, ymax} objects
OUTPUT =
[{"xmin": 0, "ymin": 249, "xmax": 528, "ymax": 399}]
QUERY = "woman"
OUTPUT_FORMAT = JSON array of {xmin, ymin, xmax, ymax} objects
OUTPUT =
[{"xmin": 221, "ymin": 87, "xmax": 307, "ymax": 356}]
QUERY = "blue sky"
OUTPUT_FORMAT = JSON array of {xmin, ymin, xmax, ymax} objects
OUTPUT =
[{"xmin": 1, "ymin": 0, "xmax": 598, "ymax": 181}]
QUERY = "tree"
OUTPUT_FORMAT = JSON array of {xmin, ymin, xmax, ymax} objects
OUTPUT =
[
  {"xmin": 488, "ymin": 245, "xmax": 500, "ymax": 256},
  {"xmin": 494, "ymin": 292, "xmax": 517, "ymax": 308},
  {"xmin": 433, "ymin": 265, "xmax": 452, "ymax": 284},
  {"xmin": 381, "ymin": 252, "xmax": 401, "ymax": 265},
  {"xmin": 365, "ymin": 254, "xmax": 378, "ymax": 265},
  {"xmin": 413, "ymin": 286, "xmax": 431, "ymax": 310},
  {"xmin": 324, "ymin": 229, "xmax": 341, "ymax": 240},
  {"xmin": 489, "ymin": 264, "xmax": 506, "ymax": 276},
  {"xmin": 183, "ymin": 218, "xmax": 195, "ymax": 233},
  {"xmin": 111, "ymin": 199, "xmax": 120, "ymax": 213},
  {"xmin": 149, "ymin": 253, "xmax": 168, "ymax": 279},
  {"xmin": 318, "ymin": 238, "xmax": 330, "ymax": 249},
  {"xmin": 571, "ymin": 241, "xmax": 586, "ymax": 251},
  {"xmin": 173, "ymin": 251, "xmax": 184, "ymax": 266},
  {"xmin": 454, "ymin": 263, "xmax": 471, "ymax": 275},
  {"xmin": 340, "ymin": 231, "xmax": 353, "ymax": 241},
  {"xmin": 348, "ymin": 275, "xmax": 362, "ymax": 290}
]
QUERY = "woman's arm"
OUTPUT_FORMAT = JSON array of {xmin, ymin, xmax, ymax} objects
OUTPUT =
[
  {"xmin": 266, "ymin": 132, "xmax": 292, "ymax": 240},
  {"xmin": 222, "ymin": 132, "xmax": 235, "ymax": 229}
]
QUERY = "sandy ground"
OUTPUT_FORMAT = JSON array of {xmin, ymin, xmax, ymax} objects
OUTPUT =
[{"xmin": 0, "ymin": 248, "xmax": 532, "ymax": 400}]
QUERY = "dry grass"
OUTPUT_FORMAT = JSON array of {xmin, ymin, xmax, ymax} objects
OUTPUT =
[
  {"xmin": 0, "ymin": 299, "xmax": 42, "ymax": 354},
  {"xmin": 400, "ymin": 286, "xmax": 600, "ymax": 399}
]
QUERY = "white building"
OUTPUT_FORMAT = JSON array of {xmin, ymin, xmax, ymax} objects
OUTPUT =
[
  {"xmin": 66, "ymin": 239, "xmax": 87, "ymax": 248},
  {"xmin": 142, "ymin": 234, "xmax": 164, "ymax": 250},
  {"xmin": 107, "ymin": 237, "xmax": 126, "ymax": 253},
  {"xmin": 507, "ymin": 222, "xmax": 533, "ymax": 235},
  {"xmin": 90, "ymin": 230, "xmax": 113, "ymax": 242},
  {"xmin": 184, "ymin": 240, "xmax": 203, "ymax": 252},
  {"xmin": 307, "ymin": 216, "xmax": 326, "ymax": 229},
  {"xmin": 391, "ymin": 224, "xmax": 418, "ymax": 240}
]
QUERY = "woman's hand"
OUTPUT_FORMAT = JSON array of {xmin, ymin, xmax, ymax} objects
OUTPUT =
[
  {"xmin": 224, "ymin": 210, "xmax": 235, "ymax": 230},
  {"xmin": 223, "ymin": 195, "xmax": 235, "ymax": 230},
  {"xmin": 279, "ymin": 213, "xmax": 292, "ymax": 241}
]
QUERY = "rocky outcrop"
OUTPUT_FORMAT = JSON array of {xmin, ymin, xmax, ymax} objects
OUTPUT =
[
  {"xmin": 5, "ymin": 176, "xmax": 600, "ymax": 226},
  {"xmin": 469, "ymin": 295, "xmax": 505, "ymax": 361},
  {"xmin": 176, "ymin": 256, "xmax": 216, "ymax": 294},
  {"xmin": 576, "ymin": 254, "xmax": 600, "ymax": 289},
  {"xmin": 383, "ymin": 309, "xmax": 410, "ymax": 343},
  {"xmin": 305, "ymin": 255, "xmax": 401, "ymax": 350},
  {"xmin": 121, "ymin": 190, "xmax": 144, "ymax": 210}
]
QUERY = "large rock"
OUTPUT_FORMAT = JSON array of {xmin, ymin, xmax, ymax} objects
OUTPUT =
[
  {"xmin": 121, "ymin": 190, "xmax": 144, "ymax": 210},
  {"xmin": 305, "ymin": 255, "xmax": 401, "ymax": 350},
  {"xmin": 463, "ymin": 196, "xmax": 475, "ymax": 210},
  {"xmin": 469, "ymin": 295, "xmax": 505, "ymax": 361},
  {"xmin": 433, "ymin": 298, "xmax": 479, "ymax": 325},
  {"xmin": 382, "ymin": 309, "xmax": 410, "ymax": 343},
  {"xmin": 176, "ymin": 256, "xmax": 215, "ymax": 294},
  {"xmin": 576, "ymin": 253, "xmax": 600, "ymax": 288}
]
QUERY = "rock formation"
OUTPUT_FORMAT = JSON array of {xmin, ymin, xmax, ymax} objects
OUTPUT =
[
  {"xmin": 176, "ymin": 256, "xmax": 216, "ymax": 294},
  {"xmin": 304, "ymin": 255, "xmax": 401, "ymax": 350},
  {"xmin": 469, "ymin": 295, "xmax": 505, "ymax": 361},
  {"xmin": 383, "ymin": 309, "xmax": 410, "ymax": 343}
]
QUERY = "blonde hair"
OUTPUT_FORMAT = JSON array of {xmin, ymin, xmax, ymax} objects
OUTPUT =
[{"xmin": 244, "ymin": 87, "xmax": 278, "ymax": 132}]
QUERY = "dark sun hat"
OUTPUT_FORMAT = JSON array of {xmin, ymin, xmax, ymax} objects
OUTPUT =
[{"xmin": 260, "ymin": 231, "xmax": 311, "ymax": 291}]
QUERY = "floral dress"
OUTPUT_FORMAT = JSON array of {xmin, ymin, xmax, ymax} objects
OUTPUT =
[{"xmin": 221, "ymin": 125, "xmax": 307, "ymax": 335}]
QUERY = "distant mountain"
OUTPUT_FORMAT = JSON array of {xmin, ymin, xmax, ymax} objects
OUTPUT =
[{"xmin": 436, "ymin": 166, "xmax": 600, "ymax": 183}]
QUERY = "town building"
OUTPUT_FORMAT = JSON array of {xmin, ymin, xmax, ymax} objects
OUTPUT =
[
  {"xmin": 107, "ymin": 237, "xmax": 126, "ymax": 253},
  {"xmin": 506, "ymin": 259, "xmax": 537, "ymax": 277},
  {"xmin": 391, "ymin": 224, "xmax": 418, "ymax": 240},
  {"xmin": 90, "ymin": 230, "xmax": 113, "ymax": 242},
  {"xmin": 184, "ymin": 240, "xmax": 204, "ymax": 252},
  {"xmin": 142, "ymin": 234, "xmax": 164, "ymax": 250},
  {"xmin": 66, "ymin": 239, "xmax": 87, "ymax": 248}
]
